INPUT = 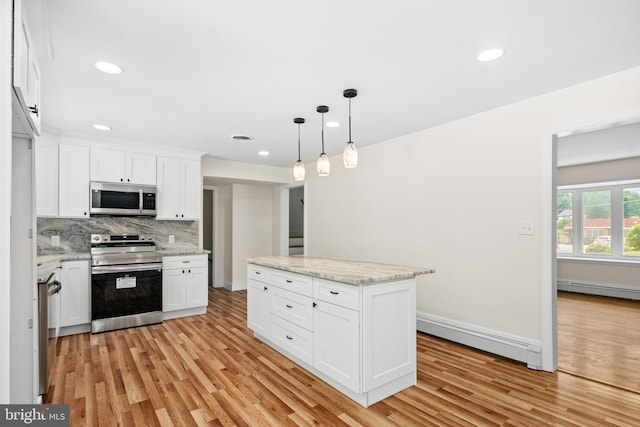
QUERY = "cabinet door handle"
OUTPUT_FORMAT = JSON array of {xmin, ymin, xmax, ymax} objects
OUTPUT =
[
  {"xmin": 286, "ymin": 304, "xmax": 293, "ymax": 309},
  {"xmin": 286, "ymin": 335, "xmax": 293, "ymax": 340},
  {"xmin": 286, "ymin": 279, "xmax": 293, "ymax": 283},
  {"xmin": 188, "ymin": 269, "xmax": 191, "ymax": 273},
  {"xmin": 255, "ymin": 271, "xmax": 261, "ymax": 275},
  {"xmin": 28, "ymin": 105, "xmax": 38, "ymax": 116},
  {"xmin": 313, "ymin": 302, "xmax": 317, "ymax": 308},
  {"xmin": 182, "ymin": 270, "xmax": 185, "ymax": 273},
  {"xmin": 330, "ymin": 290, "xmax": 339, "ymax": 295},
  {"xmin": 263, "ymin": 286, "xmax": 268, "ymax": 291}
]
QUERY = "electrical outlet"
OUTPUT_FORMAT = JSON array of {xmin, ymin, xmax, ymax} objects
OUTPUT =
[
  {"xmin": 519, "ymin": 221, "xmax": 535, "ymax": 235},
  {"xmin": 51, "ymin": 235, "xmax": 60, "ymax": 246},
  {"xmin": 169, "ymin": 235, "xmax": 175, "ymax": 244}
]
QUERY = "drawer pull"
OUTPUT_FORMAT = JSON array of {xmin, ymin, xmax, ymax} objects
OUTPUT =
[
  {"xmin": 286, "ymin": 304, "xmax": 293, "ymax": 309},
  {"xmin": 330, "ymin": 290, "xmax": 339, "ymax": 295},
  {"xmin": 286, "ymin": 279, "xmax": 293, "ymax": 283},
  {"xmin": 263, "ymin": 286, "xmax": 268, "ymax": 291},
  {"xmin": 255, "ymin": 271, "xmax": 261, "ymax": 275},
  {"xmin": 286, "ymin": 335, "xmax": 293, "ymax": 340}
]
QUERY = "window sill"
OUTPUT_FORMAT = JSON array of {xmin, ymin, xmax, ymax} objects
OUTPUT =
[{"xmin": 557, "ymin": 256, "xmax": 640, "ymax": 266}]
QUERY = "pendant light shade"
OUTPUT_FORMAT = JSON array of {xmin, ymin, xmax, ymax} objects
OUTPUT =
[
  {"xmin": 292, "ymin": 117, "xmax": 305, "ymax": 181},
  {"xmin": 316, "ymin": 105, "xmax": 330, "ymax": 176},
  {"xmin": 342, "ymin": 89, "xmax": 358, "ymax": 168}
]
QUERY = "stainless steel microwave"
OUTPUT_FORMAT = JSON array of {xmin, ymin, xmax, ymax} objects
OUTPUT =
[{"xmin": 90, "ymin": 181, "xmax": 157, "ymax": 216}]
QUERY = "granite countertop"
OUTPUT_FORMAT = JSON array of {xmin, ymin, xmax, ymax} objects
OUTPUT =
[
  {"xmin": 246, "ymin": 256, "xmax": 435, "ymax": 286},
  {"xmin": 37, "ymin": 252, "xmax": 91, "ymax": 282}
]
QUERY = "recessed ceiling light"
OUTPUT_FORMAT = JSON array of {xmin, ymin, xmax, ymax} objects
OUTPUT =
[
  {"xmin": 258, "ymin": 150, "xmax": 270, "ymax": 156},
  {"xmin": 326, "ymin": 121, "xmax": 340, "ymax": 128},
  {"xmin": 93, "ymin": 124, "xmax": 111, "ymax": 131},
  {"xmin": 95, "ymin": 61, "xmax": 123, "ymax": 74},
  {"xmin": 476, "ymin": 48, "xmax": 505, "ymax": 62}
]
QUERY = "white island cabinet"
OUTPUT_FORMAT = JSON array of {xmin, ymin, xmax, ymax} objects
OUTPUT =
[{"xmin": 246, "ymin": 256, "xmax": 432, "ymax": 408}]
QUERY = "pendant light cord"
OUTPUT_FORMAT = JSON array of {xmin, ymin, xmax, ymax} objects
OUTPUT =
[
  {"xmin": 348, "ymin": 98, "xmax": 352, "ymax": 143},
  {"xmin": 297, "ymin": 123, "xmax": 301, "ymax": 161},
  {"xmin": 321, "ymin": 112, "xmax": 326, "ymax": 154}
]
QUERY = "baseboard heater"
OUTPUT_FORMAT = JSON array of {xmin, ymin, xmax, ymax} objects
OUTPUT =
[{"xmin": 557, "ymin": 280, "xmax": 640, "ymax": 300}]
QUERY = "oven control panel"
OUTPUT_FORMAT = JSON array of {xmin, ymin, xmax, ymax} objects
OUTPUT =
[{"xmin": 91, "ymin": 234, "xmax": 153, "ymax": 244}]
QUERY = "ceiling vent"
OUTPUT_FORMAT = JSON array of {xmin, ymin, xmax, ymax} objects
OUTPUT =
[{"xmin": 231, "ymin": 135, "xmax": 254, "ymax": 142}]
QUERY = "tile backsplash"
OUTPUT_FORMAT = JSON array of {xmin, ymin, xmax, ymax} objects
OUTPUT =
[{"xmin": 37, "ymin": 217, "xmax": 199, "ymax": 255}]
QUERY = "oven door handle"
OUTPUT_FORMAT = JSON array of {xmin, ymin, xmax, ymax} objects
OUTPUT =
[{"xmin": 91, "ymin": 263, "xmax": 163, "ymax": 274}]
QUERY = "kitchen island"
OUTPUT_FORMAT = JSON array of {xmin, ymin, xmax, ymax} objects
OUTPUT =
[{"xmin": 246, "ymin": 256, "xmax": 433, "ymax": 407}]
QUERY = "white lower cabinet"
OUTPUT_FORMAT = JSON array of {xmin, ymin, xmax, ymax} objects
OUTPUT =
[
  {"xmin": 246, "ymin": 264, "xmax": 417, "ymax": 407},
  {"xmin": 313, "ymin": 300, "xmax": 360, "ymax": 392},
  {"xmin": 60, "ymin": 260, "xmax": 90, "ymax": 329},
  {"xmin": 247, "ymin": 278, "xmax": 270, "ymax": 337},
  {"xmin": 163, "ymin": 254, "xmax": 208, "ymax": 319}
]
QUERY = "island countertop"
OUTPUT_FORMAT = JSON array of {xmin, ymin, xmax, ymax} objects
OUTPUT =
[{"xmin": 246, "ymin": 255, "xmax": 434, "ymax": 285}]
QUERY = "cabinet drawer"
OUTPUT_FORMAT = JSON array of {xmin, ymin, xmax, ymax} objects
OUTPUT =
[
  {"xmin": 271, "ymin": 270, "xmax": 312, "ymax": 297},
  {"xmin": 270, "ymin": 286, "xmax": 313, "ymax": 331},
  {"xmin": 270, "ymin": 314, "xmax": 313, "ymax": 366},
  {"xmin": 247, "ymin": 265, "xmax": 271, "ymax": 284},
  {"xmin": 314, "ymin": 279, "xmax": 360, "ymax": 311},
  {"xmin": 163, "ymin": 254, "xmax": 207, "ymax": 270}
]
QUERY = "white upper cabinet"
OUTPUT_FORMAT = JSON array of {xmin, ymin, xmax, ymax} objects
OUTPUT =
[
  {"xmin": 157, "ymin": 157, "xmax": 201, "ymax": 220},
  {"xmin": 12, "ymin": 0, "xmax": 41, "ymax": 135},
  {"xmin": 90, "ymin": 148, "xmax": 156, "ymax": 185},
  {"xmin": 58, "ymin": 144, "xmax": 90, "ymax": 218},
  {"xmin": 35, "ymin": 138, "xmax": 59, "ymax": 216}
]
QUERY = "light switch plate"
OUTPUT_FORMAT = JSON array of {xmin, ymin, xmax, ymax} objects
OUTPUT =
[
  {"xmin": 519, "ymin": 221, "xmax": 535, "ymax": 235},
  {"xmin": 51, "ymin": 235, "xmax": 60, "ymax": 246},
  {"xmin": 169, "ymin": 235, "xmax": 175, "ymax": 244}
]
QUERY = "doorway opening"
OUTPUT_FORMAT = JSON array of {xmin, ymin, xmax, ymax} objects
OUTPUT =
[
  {"xmin": 289, "ymin": 186, "xmax": 304, "ymax": 255},
  {"xmin": 553, "ymin": 117, "xmax": 640, "ymax": 390},
  {"xmin": 203, "ymin": 188, "xmax": 214, "ymax": 287}
]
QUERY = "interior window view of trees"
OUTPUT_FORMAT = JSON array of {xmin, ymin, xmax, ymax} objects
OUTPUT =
[{"xmin": 557, "ymin": 184, "xmax": 640, "ymax": 257}]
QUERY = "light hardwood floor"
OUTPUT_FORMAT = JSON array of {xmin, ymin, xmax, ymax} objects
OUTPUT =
[{"xmin": 45, "ymin": 288, "xmax": 640, "ymax": 426}]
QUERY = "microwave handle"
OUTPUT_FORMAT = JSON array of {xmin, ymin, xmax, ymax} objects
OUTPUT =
[{"xmin": 139, "ymin": 189, "xmax": 143, "ymax": 213}]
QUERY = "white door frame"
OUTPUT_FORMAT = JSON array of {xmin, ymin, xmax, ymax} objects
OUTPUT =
[{"xmin": 541, "ymin": 110, "xmax": 640, "ymax": 372}]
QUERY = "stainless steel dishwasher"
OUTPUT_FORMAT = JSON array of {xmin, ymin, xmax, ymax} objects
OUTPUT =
[{"xmin": 38, "ymin": 272, "xmax": 61, "ymax": 396}]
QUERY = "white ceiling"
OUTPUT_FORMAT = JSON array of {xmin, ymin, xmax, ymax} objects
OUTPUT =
[{"xmin": 24, "ymin": 0, "xmax": 640, "ymax": 168}]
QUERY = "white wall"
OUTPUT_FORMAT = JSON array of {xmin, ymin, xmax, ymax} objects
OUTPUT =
[
  {"xmin": 0, "ymin": 0, "xmax": 14, "ymax": 404},
  {"xmin": 216, "ymin": 185, "xmax": 232, "ymax": 287},
  {"xmin": 304, "ymin": 66, "xmax": 640, "ymax": 365},
  {"xmin": 202, "ymin": 157, "xmax": 291, "ymax": 184},
  {"xmin": 230, "ymin": 183, "xmax": 274, "ymax": 290}
]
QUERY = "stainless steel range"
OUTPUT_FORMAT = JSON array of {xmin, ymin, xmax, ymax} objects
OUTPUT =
[{"xmin": 90, "ymin": 234, "xmax": 163, "ymax": 333}]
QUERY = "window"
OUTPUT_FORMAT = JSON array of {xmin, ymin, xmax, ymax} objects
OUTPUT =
[
  {"xmin": 557, "ymin": 180, "xmax": 640, "ymax": 260},
  {"xmin": 556, "ymin": 192, "xmax": 572, "ymax": 254},
  {"xmin": 582, "ymin": 190, "xmax": 610, "ymax": 255},
  {"xmin": 624, "ymin": 187, "xmax": 640, "ymax": 257}
]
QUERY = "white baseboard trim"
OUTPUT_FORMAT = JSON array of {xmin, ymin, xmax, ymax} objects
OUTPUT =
[
  {"xmin": 416, "ymin": 312, "xmax": 543, "ymax": 370},
  {"xmin": 222, "ymin": 281, "xmax": 247, "ymax": 291},
  {"xmin": 557, "ymin": 280, "xmax": 640, "ymax": 300}
]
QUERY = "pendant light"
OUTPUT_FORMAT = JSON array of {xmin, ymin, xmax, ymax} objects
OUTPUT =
[
  {"xmin": 316, "ymin": 105, "xmax": 330, "ymax": 176},
  {"xmin": 292, "ymin": 117, "xmax": 306, "ymax": 181},
  {"xmin": 342, "ymin": 88, "xmax": 358, "ymax": 168}
]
